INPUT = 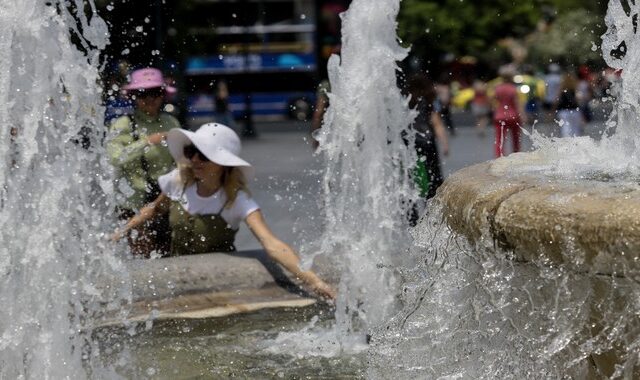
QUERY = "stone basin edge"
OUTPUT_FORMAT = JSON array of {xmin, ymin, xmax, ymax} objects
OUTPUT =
[{"xmin": 435, "ymin": 160, "xmax": 640, "ymax": 276}]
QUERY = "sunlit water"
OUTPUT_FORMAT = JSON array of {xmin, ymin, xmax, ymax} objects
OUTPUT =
[
  {"xmin": 368, "ymin": 202, "xmax": 640, "ymax": 378},
  {"xmin": 0, "ymin": 1, "xmax": 128, "ymax": 377},
  {"xmin": 368, "ymin": 1, "xmax": 640, "ymax": 378},
  {"xmin": 3, "ymin": 0, "xmax": 640, "ymax": 378},
  {"xmin": 308, "ymin": 0, "xmax": 416, "ymax": 343},
  {"xmin": 2, "ymin": 0, "xmax": 413, "ymax": 376},
  {"xmin": 97, "ymin": 306, "xmax": 366, "ymax": 379}
]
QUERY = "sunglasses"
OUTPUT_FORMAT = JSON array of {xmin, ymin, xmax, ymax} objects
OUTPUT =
[
  {"xmin": 133, "ymin": 89, "xmax": 165, "ymax": 99},
  {"xmin": 183, "ymin": 144, "xmax": 210, "ymax": 162}
]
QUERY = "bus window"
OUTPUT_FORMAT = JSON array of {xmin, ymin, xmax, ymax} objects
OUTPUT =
[{"xmin": 183, "ymin": 0, "xmax": 318, "ymax": 127}]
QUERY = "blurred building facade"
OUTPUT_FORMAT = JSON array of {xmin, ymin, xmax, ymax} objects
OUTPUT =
[{"xmin": 97, "ymin": 0, "xmax": 350, "ymax": 125}]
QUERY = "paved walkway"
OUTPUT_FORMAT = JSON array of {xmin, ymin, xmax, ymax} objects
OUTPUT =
[{"xmin": 235, "ymin": 119, "xmax": 609, "ymax": 251}]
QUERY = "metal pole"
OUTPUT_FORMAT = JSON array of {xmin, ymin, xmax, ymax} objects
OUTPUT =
[
  {"xmin": 241, "ymin": 0, "xmax": 257, "ymax": 138},
  {"xmin": 154, "ymin": 0, "xmax": 163, "ymax": 67}
]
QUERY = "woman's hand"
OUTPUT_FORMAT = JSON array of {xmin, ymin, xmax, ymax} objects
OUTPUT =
[
  {"xmin": 308, "ymin": 277, "xmax": 337, "ymax": 302},
  {"xmin": 110, "ymin": 229, "xmax": 125, "ymax": 242},
  {"xmin": 147, "ymin": 132, "xmax": 167, "ymax": 145},
  {"xmin": 245, "ymin": 210, "xmax": 337, "ymax": 302}
]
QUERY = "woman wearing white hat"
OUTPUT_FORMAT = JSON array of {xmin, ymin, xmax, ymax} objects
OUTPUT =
[{"xmin": 113, "ymin": 123, "xmax": 336, "ymax": 300}]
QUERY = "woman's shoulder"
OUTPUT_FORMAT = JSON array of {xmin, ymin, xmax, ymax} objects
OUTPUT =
[
  {"xmin": 231, "ymin": 190, "xmax": 256, "ymax": 206},
  {"xmin": 158, "ymin": 169, "xmax": 183, "ymax": 200},
  {"xmin": 227, "ymin": 190, "xmax": 259, "ymax": 219}
]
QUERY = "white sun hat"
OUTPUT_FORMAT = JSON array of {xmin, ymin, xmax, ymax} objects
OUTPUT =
[{"xmin": 167, "ymin": 123, "xmax": 254, "ymax": 179}]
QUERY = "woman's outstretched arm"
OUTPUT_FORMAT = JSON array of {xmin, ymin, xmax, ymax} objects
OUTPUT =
[
  {"xmin": 111, "ymin": 193, "xmax": 171, "ymax": 241},
  {"xmin": 245, "ymin": 210, "xmax": 336, "ymax": 301}
]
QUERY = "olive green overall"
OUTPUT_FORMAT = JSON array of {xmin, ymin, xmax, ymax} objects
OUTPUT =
[{"xmin": 169, "ymin": 201, "xmax": 237, "ymax": 256}]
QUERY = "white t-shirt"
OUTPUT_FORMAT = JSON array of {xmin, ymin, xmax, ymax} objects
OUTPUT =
[{"xmin": 158, "ymin": 169, "xmax": 259, "ymax": 230}]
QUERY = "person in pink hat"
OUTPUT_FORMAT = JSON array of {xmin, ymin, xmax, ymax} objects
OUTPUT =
[
  {"xmin": 107, "ymin": 67, "xmax": 181, "ymax": 256},
  {"xmin": 112, "ymin": 123, "xmax": 336, "ymax": 301}
]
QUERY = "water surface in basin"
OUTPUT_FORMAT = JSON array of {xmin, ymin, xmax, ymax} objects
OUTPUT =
[{"xmin": 98, "ymin": 306, "xmax": 365, "ymax": 379}]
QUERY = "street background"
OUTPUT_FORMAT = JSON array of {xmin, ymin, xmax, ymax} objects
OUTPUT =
[{"xmin": 235, "ymin": 113, "xmax": 610, "ymax": 251}]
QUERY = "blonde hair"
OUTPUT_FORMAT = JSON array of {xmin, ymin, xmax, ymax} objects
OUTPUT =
[{"xmin": 178, "ymin": 164, "xmax": 249, "ymax": 208}]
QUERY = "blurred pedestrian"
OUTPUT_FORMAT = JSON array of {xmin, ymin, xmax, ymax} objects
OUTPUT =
[
  {"xmin": 521, "ymin": 65, "xmax": 544, "ymax": 125},
  {"xmin": 310, "ymin": 79, "xmax": 330, "ymax": 151},
  {"xmin": 434, "ymin": 76, "xmax": 456, "ymax": 136},
  {"xmin": 543, "ymin": 63, "xmax": 563, "ymax": 120},
  {"xmin": 492, "ymin": 64, "xmax": 525, "ymax": 157},
  {"xmin": 470, "ymin": 79, "xmax": 491, "ymax": 137},
  {"xmin": 556, "ymin": 72, "xmax": 585, "ymax": 137},
  {"xmin": 406, "ymin": 74, "xmax": 449, "ymax": 225},
  {"xmin": 577, "ymin": 65, "xmax": 594, "ymax": 124},
  {"xmin": 112, "ymin": 123, "xmax": 336, "ymax": 301},
  {"xmin": 107, "ymin": 67, "xmax": 181, "ymax": 257},
  {"xmin": 213, "ymin": 80, "xmax": 239, "ymax": 135}
]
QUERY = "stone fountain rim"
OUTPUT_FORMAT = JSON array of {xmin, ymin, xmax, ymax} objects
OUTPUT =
[{"xmin": 433, "ymin": 156, "xmax": 640, "ymax": 275}]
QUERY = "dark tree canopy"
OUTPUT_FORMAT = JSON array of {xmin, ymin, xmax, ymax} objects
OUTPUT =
[{"xmin": 398, "ymin": 0, "xmax": 608, "ymax": 73}]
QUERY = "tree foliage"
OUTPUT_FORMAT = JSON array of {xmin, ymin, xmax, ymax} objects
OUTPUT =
[
  {"xmin": 398, "ymin": 0, "xmax": 608, "ymax": 71},
  {"xmin": 527, "ymin": 9, "xmax": 605, "ymax": 68}
]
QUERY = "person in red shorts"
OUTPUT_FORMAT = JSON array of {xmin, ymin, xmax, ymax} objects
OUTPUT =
[{"xmin": 492, "ymin": 65, "xmax": 526, "ymax": 157}]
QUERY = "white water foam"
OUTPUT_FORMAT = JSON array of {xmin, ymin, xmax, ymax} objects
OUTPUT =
[
  {"xmin": 0, "ymin": 1, "xmax": 128, "ymax": 377},
  {"xmin": 269, "ymin": 0, "xmax": 418, "ymax": 356},
  {"xmin": 368, "ymin": 1, "xmax": 640, "ymax": 378},
  {"xmin": 314, "ymin": 0, "xmax": 416, "ymax": 342}
]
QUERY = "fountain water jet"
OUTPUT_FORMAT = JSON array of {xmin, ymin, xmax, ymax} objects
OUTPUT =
[
  {"xmin": 369, "ymin": 1, "xmax": 640, "ymax": 378},
  {"xmin": 313, "ymin": 0, "xmax": 417, "ymax": 340},
  {"xmin": 0, "ymin": 1, "xmax": 128, "ymax": 377}
]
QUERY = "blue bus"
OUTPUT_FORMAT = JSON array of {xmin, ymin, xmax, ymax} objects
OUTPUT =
[
  {"xmin": 182, "ymin": 1, "xmax": 319, "ymax": 127},
  {"xmin": 185, "ymin": 51, "xmax": 317, "ymax": 125}
]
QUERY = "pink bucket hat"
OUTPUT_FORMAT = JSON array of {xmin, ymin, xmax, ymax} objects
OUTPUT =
[{"xmin": 123, "ymin": 67, "xmax": 176, "ymax": 94}]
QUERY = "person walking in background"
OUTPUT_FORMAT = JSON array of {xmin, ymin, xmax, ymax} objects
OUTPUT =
[
  {"xmin": 213, "ymin": 80, "xmax": 239, "ymax": 135},
  {"xmin": 543, "ymin": 63, "xmax": 563, "ymax": 121},
  {"xmin": 434, "ymin": 76, "xmax": 456, "ymax": 136},
  {"xmin": 470, "ymin": 79, "xmax": 491, "ymax": 137},
  {"xmin": 107, "ymin": 67, "xmax": 181, "ymax": 257},
  {"xmin": 406, "ymin": 74, "xmax": 449, "ymax": 225},
  {"xmin": 112, "ymin": 123, "xmax": 336, "ymax": 300},
  {"xmin": 492, "ymin": 64, "xmax": 525, "ymax": 157},
  {"xmin": 556, "ymin": 72, "xmax": 585, "ymax": 137},
  {"xmin": 577, "ymin": 65, "xmax": 594, "ymax": 124},
  {"xmin": 522, "ymin": 65, "xmax": 544, "ymax": 125},
  {"xmin": 310, "ymin": 79, "xmax": 330, "ymax": 151}
]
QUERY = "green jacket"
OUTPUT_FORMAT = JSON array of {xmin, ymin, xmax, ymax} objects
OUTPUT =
[{"xmin": 107, "ymin": 110, "xmax": 180, "ymax": 210}]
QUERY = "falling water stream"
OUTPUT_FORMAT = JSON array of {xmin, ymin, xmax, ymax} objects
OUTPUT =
[
  {"xmin": 0, "ymin": 1, "xmax": 128, "ymax": 378},
  {"xmin": 367, "ymin": 1, "xmax": 640, "ymax": 378}
]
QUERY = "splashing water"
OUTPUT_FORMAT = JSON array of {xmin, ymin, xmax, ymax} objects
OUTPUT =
[
  {"xmin": 503, "ymin": 1, "xmax": 640, "ymax": 179},
  {"xmin": 369, "ymin": 198, "xmax": 640, "ymax": 378},
  {"xmin": 368, "ymin": 1, "xmax": 640, "ymax": 378},
  {"xmin": 276, "ymin": 0, "xmax": 417, "ymax": 355},
  {"xmin": 0, "ymin": 1, "xmax": 127, "ymax": 377},
  {"xmin": 314, "ymin": 0, "xmax": 417, "ymax": 342}
]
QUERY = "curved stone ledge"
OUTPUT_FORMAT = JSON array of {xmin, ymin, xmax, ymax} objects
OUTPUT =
[
  {"xmin": 100, "ymin": 250, "xmax": 321, "ymax": 325},
  {"xmin": 436, "ymin": 160, "xmax": 640, "ymax": 276}
]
